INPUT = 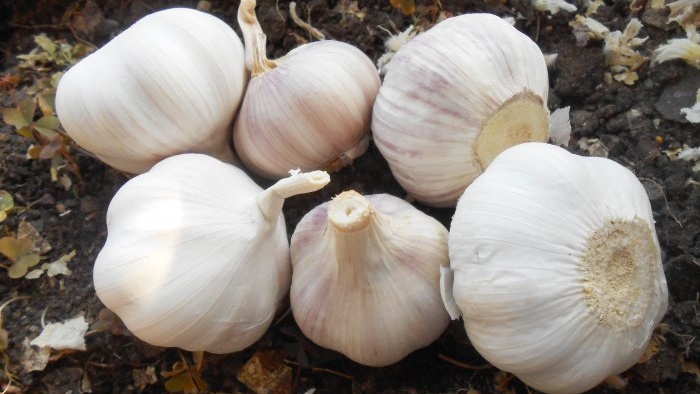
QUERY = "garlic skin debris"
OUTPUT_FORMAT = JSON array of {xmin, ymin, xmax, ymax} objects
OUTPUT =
[
  {"xmin": 93, "ymin": 154, "xmax": 330, "ymax": 354},
  {"xmin": 234, "ymin": 0, "xmax": 380, "ymax": 179},
  {"xmin": 444, "ymin": 143, "xmax": 668, "ymax": 394},
  {"xmin": 290, "ymin": 191, "xmax": 450, "ymax": 366},
  {"xmin": 56, "ymin": 8, "xmax": 247, "ymax": 174},
  {"xmin": 372, "ymin": 13, "xmax": 550, "ymax": 207}
]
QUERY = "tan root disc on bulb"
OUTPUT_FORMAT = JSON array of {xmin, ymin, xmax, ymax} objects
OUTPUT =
[
  {"xmin": 328, "ymin": 191, "xmax": 373, "ymax": 232},
  {"xmin": 474, "ymin": 91, "xmax": 549, "ymax": 169},
  {"xmin": 581, "ymin": 217, "xmax": 659, "ymax": 329}
]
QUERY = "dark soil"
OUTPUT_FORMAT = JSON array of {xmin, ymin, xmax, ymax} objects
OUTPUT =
[{"xmin": 1, "ymin": 0, "xmax": 699, "ymax": 393}]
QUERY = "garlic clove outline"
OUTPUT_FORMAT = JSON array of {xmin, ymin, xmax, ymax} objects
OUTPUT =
[
  {"xmin": 233, "ymin": 0, "xmax": 380, "ymax": 179},
  {"xmin": 372, "ymin": 13, "xmax": 550, "ymax": 207},
  {"xmin": 445, "ymin": 142, "xmax": 668, "ymax": 394},
  {"xmin": 290, "ymin": 190, "xmax": 450, "ymax": 367},
  {"xmin": 93, "ymin": 154, "xmax": 330, "ymax": 354},
  {"xmin": 56, "ymin": 8, "xmax": 248, "ymax": 174}
]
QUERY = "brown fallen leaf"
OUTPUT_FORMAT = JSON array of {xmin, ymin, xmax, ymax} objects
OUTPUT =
[{"xmin": 237, "ymin": 350, "xmax": 293, "ymax": 394}]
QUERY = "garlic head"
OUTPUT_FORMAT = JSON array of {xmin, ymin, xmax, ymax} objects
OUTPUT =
[
  {"xmin": 94, "ymin": 154, "xmax": 329, "ymax": 353},
  {"xmin": 56, "ymin": 8, "xmax": 247, "ymax": 174},
  {"xmin": 233, "ymin": 0, "xmax": 380, "ymax": 179},
  {"xmin": 290, "ymin": 191, "xmax": 450, "ymax": 366},
  {"xmin": 372, "ymin": 13, "xmax": 550, "ymax": 207},
  {"xmin": 445, "ymin": 142, "xmax": 668, "ymax": 394}
]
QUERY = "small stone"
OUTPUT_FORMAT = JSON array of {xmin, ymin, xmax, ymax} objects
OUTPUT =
[{"xmin": 654, "ymin": 71, "xmax": 700, "ymax": 122}]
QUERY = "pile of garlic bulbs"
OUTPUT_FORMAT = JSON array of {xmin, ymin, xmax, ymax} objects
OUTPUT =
[{"xmin": 53, "ymin": 4, "xmax": 669, "ymax": 394}]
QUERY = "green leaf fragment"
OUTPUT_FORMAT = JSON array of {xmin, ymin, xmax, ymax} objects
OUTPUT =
[
  {"xmin": 34, "ymin": 34, "xmax": 57, "ymax": 55},
  {"xmin": 8, "ymin": 254, "xmax": 41, "ymax": 279},
  {"xmin": 1, "ymin": 108, "xmax": 31, "ymax": 129},
  {"xmin": 35, "ymin": 116, "xmax": 60, "ymax": 137}
]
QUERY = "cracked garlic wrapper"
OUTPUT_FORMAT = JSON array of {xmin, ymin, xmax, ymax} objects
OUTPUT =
[
  {"xmin": 290, "ymin": 191, "xmax": 450, "ymax": 366},
  {"xmin": 93, "ymin": 154, "xmax": 329, "ymax": 354},
  {"xmin": 372, "ymin": 13, "xmax": 550, "ymax": 207},
  {"xmin": 443, "ymin": 142, "xmax": 668, "ymax": 394}
]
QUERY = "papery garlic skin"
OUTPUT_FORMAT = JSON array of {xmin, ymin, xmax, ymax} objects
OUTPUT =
[
  {"xmin": 446, "ymin": 143, "xmax": 668, "ymax": 394},
  {"xmin": 234, "ymin": 0, "xmax": 380, "ymax": 179},
  {"xmin": 94, "ymin": 154, "xmax": 329, "ymax": 353},
  {"xmin": 56, "ymin": 8, "xmax": 247, "ymax": 174},
  {"xmin": 372, "ymin": 13, "xmax": 550, "ymax": 207},
  {"xmin": 290, "ymin": 191, "xmax": 450, "ymax": 366}
]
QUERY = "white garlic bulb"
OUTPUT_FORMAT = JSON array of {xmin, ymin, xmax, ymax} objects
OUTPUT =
[
  {"xmin": 290, "ymin": 191, "xmax": 450, "ymax": 366},
  {"xmin": 372, "ymin": 13, "xmax": 550, "ymax": 207},
  {"xmin": 233, "ymin": 0, "xmax": 380, "ymax": 179},
  {"xmin": 93, "ymin": 154, "xmax": 329, "ymax": 354},
  {"xmin": 56, "ymin": 8, "xmax": 247, "ymax": 174},
  {"xmin": 443, "ymin": 142, "xmax": 668, "ymax": 394}
]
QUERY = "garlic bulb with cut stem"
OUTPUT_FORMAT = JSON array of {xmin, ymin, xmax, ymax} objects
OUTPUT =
[
  {"xmin": 443, "ymin": 142, "xmax": 668, "ymax": 394},
  {"xmin": 56, "ymin": 8, "xmax": 247, "ymax": 174},
  {"xmin": 93, "ymin": 154, "xmax": 329, "ymax": 354},
  {"xmin": 234, "ymin": 0, "xmax": 380, "ymax": 179},
  {"xmin": 372, "ymin": 13, "xmax": 550, "ymax": 207},
  {"xmin": 290, "ymin": 191, "xmax": 450, "ymax": 366}
]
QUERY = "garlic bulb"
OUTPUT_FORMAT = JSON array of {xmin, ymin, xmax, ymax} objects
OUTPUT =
[
  {"xmin": 372, "ymin": 13, "xmax": 550, "ymax": 207},
  {"xmin": 93, "ymin": 154, "xmax": 329, "ymax": 354},
  {"xmin": 443, "ymin": 142, "xmax": 668, "ymax": 394},
  {"xmin": 233, "ymin": 0, "xmax": 380, "ymax": 179},
  {"xmin": 56, "ymin": 8, "xmax": 247, "ymax": 174},
  {"xmin": 290, "ymin": 191, "xmax": 450, "ymax": 366}
]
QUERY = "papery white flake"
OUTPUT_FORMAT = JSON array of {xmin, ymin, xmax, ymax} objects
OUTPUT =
[
  {"xmin": 377, "ymin": 25, "xmax": 418, "ymax": 75},
  {"xmin": 681, "ymin": 88, "xmax": 700, "ymax": 122},
  {"xmin": 549, "ymin": 106, "xmax": 572, "ymax": 146},
  {"xmin": 534, "ymin": 0, "xmax": 578, "ymax": 14},
  {"xmin": 678, "ymin": 146, "xmax": 700, "ymax": 161},
  {"xmin": 30, "ymin": 315, "xmax": 89, "ymax": 351}
]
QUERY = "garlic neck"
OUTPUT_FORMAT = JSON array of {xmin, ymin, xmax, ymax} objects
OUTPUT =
[
  {"xmin": 326, "ymin": 191, "xmax": 393, "ymax": 269},
  {"xmin": 238, "ymin": 0, "xmax": 278, "ymax": 76},
  {"xmin": 328, "ymin": 191, "xmax": 374, "ymax": 232},
  {"xmin": 256, "ymin": 170, "xmax": 330, "ymax": 222}
]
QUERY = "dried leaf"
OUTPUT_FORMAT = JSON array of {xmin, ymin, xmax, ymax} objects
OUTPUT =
[
  {"xmin": 34, "ymin": 34, "xmax": 57, "ymax": 55},
  {"xmin": 133, "ymin": 366, "xmax": 158, "ymax": 391},
  {"xmin": 8, "ymin": 253, "xmax": 41, "ymax": 278},
  {"xmin": 390, "ymin": 0, "xmax": 415, "ymax": 15},
  {"xmin": 37, "ymin": 93, "xmax": 56, "ymax": 116},
  {"xmin": 0, "ymin": 190, "xmax": 13, "ymax": 223},
  {"xmin": 30, "ymin": 315, "xmax": 89, "ymax": 351},
  {"xmin": 1, "ymin": 107, "xmax": 31, "ymax": 129},
  {"xmin": 237, "ymin": 350, "xmax": 293, "ymax": 394},
  {"xmin": 0, "ymin": 326, "xmax": 8, "ymax": 351},
  {"xmin": 34, "ymin": 116, "xmax": 60, "ymax": 137},
  {"xmin": 18, "ymin": 220, "xmax": 52, "ymax": 254},
  {"xmin": 0, "ymin": 236, "xmax": 35, "ymax": 262},
  {"xmin": 19, "ymin": 99, "xmax": 36, "ymax": 125},
  {"xmin": 21, "ymin": 337, "xmax": 51, "ymax": 372}
]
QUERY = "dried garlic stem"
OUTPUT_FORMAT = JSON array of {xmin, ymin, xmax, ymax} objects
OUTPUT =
[
  {"xmin": 238, "ymin": 0, "xmax": 278, "ymax": 76},
  {"xmin": 328, "ymin": 191, "xmax": 374, "ymax": 232},
  {"xmin": 256, "ymin": 170, "xmax": 330, "ymax": 220}
]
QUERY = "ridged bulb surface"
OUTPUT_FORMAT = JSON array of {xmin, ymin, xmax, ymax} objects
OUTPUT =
[
  {"xmin": 234, "ymin": 0, "xmax": 380, "ymax": 179},
  {"xmin": 94, "ymin": 154, "xmax": 329, "ymax": 353},
  {"xmin": 445, "ymin": 143, "xmax": 668, "ymax": 394},
  {"xmin": 372, "ymin": 13, "xmax": 550, "ymax": 207},
  {"xmin": 56, "ymin": 8, "xmax": 247, "ymax": 174},
  {"xmin": 290, "ymin": 191, "xmax": 450, "ymax": 366}
]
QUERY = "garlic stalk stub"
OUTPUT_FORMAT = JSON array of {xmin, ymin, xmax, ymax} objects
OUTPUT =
[
  {"xmin": 372, "ymin": 13, "xmax": 550, "ymax": 207},
  {"xmin": 290, "ymin": 191, "xmax": 450, "ymax": 366},
  {"xmin": 444, "ymin": 142, "xmax": 668, "ymax": 394},
  {"xmin": 233, "ymin": 0, "xmax": 380, "ymax": 179},
  {"xmin": 56, "ymin": 8, "xmax": 247, "ymax": 174},
  {"xmin": 93, "ymin": 154, "xmax": 329, "ymax": 354}
]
